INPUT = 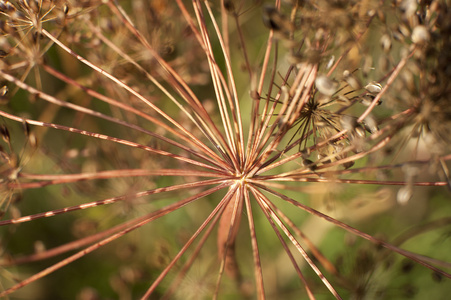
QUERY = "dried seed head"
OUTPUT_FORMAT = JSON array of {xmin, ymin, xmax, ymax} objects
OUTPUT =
[
  {"xmin": 315, "ymin": 75, "xmax": 338, "ymax": 96},
  {"xmin": 411, "ymin": 25, "xmax": 430, "ymax": 44}
]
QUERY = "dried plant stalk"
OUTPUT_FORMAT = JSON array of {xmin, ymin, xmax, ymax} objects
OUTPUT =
[{"xmin": 0, "ymin": 0, "xmax": 450, "ymax": 299}]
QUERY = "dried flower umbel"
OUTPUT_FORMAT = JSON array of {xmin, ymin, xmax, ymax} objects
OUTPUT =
[{"xmin": 0, "ymin": 1, "xmax": 450, "ymax": 299}]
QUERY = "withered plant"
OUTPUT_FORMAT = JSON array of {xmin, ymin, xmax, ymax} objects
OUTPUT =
[{"xmin": 1, "ymin": 0, "xmax": 451, "ymax": 299}]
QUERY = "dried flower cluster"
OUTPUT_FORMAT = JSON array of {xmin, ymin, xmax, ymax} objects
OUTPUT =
[{"xmin": 0, "ymin": 0, "xmax": 450, "ymax": 299}]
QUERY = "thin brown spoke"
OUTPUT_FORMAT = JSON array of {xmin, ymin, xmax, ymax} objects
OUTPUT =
[
  {"xmin": 9, "ymin": 169, "xmax": 226, "ymax": 189},
  {"xmin": 0, "ymin": 182, "xmax": 231, "ymax": 297},
  {"xmin": 0, "ymin": 178, "xmax": 226, "ymax": 228},
  {"xmin": 255, "ymin": 183, "xmax": 451, "ymax": 279},
  {"xmin": 107, "ymin": 1, "xmax": 236, "ymax": 164},
  {"xmin": 41, "ymin": 64, "xmax": 227, "ymax": 168},
  {"xmin": 213, "ymin": 184, "xmax": 243, "ymax": 299},
  {"xmin": 244, "ymin": 187, "xmax": 265, "ymax": 300},
  {"xmin": 39, "ymin": 28, "xmax": 232, "ymax": 168},
  {"xmin": 0, "ymin": 110, "xmax": 225, "ymax": 172},
  {"xmin": 250, "ymin": 186, "xmax": 318, "ymax": 300},
  {"xmin": 142, "ymin": 183, "xmax": 239, "ymax": 299}
]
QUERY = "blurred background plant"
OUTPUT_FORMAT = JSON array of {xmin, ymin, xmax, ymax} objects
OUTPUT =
[{"xmin": 0, "ymin": 0, "xmax": 450, "ymax": 299}]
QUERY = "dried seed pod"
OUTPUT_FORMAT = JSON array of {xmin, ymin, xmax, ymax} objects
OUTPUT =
[
  {"xmin": 326, "ymin": 55, "xmax": 335, "ymax": 69},
  {"xmin": 315, "ymin": 75, "xmax": 338, "ymax": 96},
  {"xmin": 376, "ymin": 8, "xmax": 385, "ymax": 23},
  {"xmin": 411, "ymin": 25, "xmax": 430, "ymax": 44},
  {"xmin": 401, "ymin": 0, "xmax": 417, "ymax": 18},
  {"xmin": 355, "ymin": 126, "xmax": 366, "ymax": 138},
  {"xmin": 0, "ymin": 85, "xmax": 7, "ymax": 104},
  {"xmin": 65, "ymin": 148, "xmax": 80, "ymax": 159},
  {"xmin": 336, "ymin": 95, "xmax": 351, "ymax": 106},
  {"xmin": 401, "ymin": 70, "xmax": 416, "ymax": 93},
  {"xmin": 340, "ymin": 115, "xmax": 358, "ymax": 132},
  {"xmin": 378, "ymin": 55, "xmax": 390, "ymax": 73},
  {"xmin": 360, "ymin": 94, "xmax": 374, "ymax": 106},
  {"xmin": 223, "ymin": 0, "xmax": 235, "ymax": 14},
  {"xmin": 363, "ymin": 115, "xmax": 379, "ymax": 134},
  {"xmin": 0, "ymin": 124, "xmax": 10, "ymax": 142},
  {"xmin": 262, "ymin": 6, "xmax": 293, "ymax": 35},
  {"xmin": 397, "ymin": 185, "xmax": 413, "ymax": 205},
  {"xmin": 343, "ymin": 70, "xmax": 361, "ymax": 90},
  {"xmin": 364, "ymin": 81, "xmax": 382, "ymax": 94},
  {"xmin": 398, "ymin": 24, "xmax": 411, "ymax": 38},
  {"xmin": 280, "ymin": 85, "xmax": 289, "ymax": 104},
  {"xmin": 362, "ymin": 55, "xmax": 373, "ymax": 77},
  {"xmin": 34, "ymin": 240, "xmax": 46, "ymax": 254},
  {"xmin": 343, "ymin": 161, "xmax": 355, "ymax": 169},
  {"xmin": 22, "ymin": 120, "xmax": 30, "ymax": 136},
  {"xmin": 0, "ymin": 85, "xmax": 7, "ymax": 97},
  {"xmin": 317, "ymin": 153, "xmax": 331, "ymax": 164},
  {"xmin": 28, "ymin": 132, "xmax": 37, "ymax": 148},
  {"xmin": 300, "ymin": 148, "xmax": 311, "ymax": 158},
  {"xmin": 432, "ymin": 272, "xmax": 443, "ymax": 283},
  {"xmin": 0, "ymin": 48, "xmax": 7, "ymax": 58},
  {"xmin": 302, "ymin": 158, "xmax": 317, "ymax": 171},
  {"xmin": 380, "ymin": 34, "xmax": 392, "ymax": 53}
]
